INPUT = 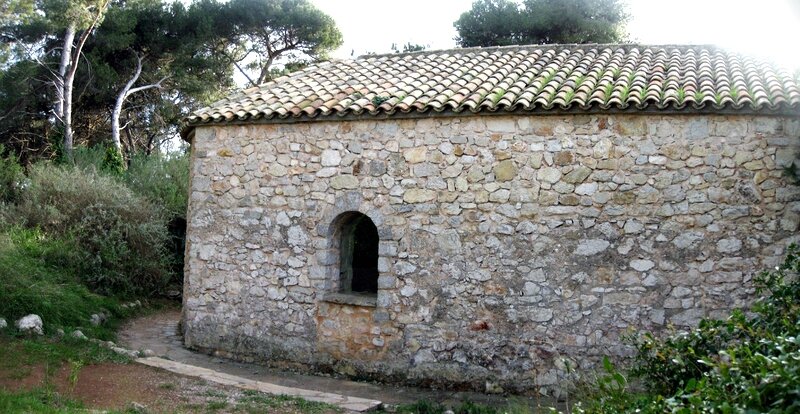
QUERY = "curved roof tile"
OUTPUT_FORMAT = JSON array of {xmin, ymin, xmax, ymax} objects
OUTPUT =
[{"xmin": 183, "ymin": 44, "xmax": 800, "ymax": 137}]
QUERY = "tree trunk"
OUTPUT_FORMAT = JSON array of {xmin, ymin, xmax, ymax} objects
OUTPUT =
[
  {"xmin": 112, "ymin": 55, "xmax": 143, "ymax": 153},
  {"xmin": 53, "ymin": 23, "xmax": 76, "ymax": 123},
  {"xmin": 59, "ymin": 0, "xmax": 110, "ymax": 160},
  {"xmin": 111, "ymin": 53, "xmax": 166, "ymax": 159},
  {"xmin": 63, "ymin": 77, "xmax": 73, "ymax": 158}
]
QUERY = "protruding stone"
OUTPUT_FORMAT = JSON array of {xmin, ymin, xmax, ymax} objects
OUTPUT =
[
  {"xmin": 575, "ymin": 239, "xmax": 610, "ymax": 256},
  {"xmin": 717, "ymin": 238, "xmax": 742, "ymax": 253},
  {"xmin": 563, "ymin": 166, "xmax": 592, "ymax": 184},
  {"xmin": 493, "ymin": 160, "xmax": 517, "ymax": 182},
  {"xmin": 403, "ymin": 147, "xmax": 427, "ymax": 163},
  {"xmin": 320, "ymin": 150, "xmax": 341, "ymax": 167},
  {"xmin": 16, "ymin": 314, "xmax": 43, "ymax": 335},
  {"xmin": 330, "ymin": 175, "xmax": 359, "ymax": 189},
  {"xmin": 403, "ymin": 189, "xmax": 437, "ymax": 203},
  {"xmin": 537, "ymin": 167, "xmax": 562, "ymax": 184},
  {"xmin": 90, "ymin": 313, "xmax": 105, "ymax": 326},
  {"xmin": 630, "ymin": 259, "xmax": 655, "ymax": 272}
]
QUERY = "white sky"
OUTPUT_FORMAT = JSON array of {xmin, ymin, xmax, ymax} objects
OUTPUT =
[{"xmin": 310, "ymin": 0, "xmax": 800, "ymax": 71}]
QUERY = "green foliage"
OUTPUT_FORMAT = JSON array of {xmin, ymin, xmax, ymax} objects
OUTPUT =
[
  {"xmin": 8, "ymin": 163, "xmax": 171, "ymax": 294},
  {"xmin": 0, "ymin": 387, "xmax": 86, "ymax": 413},
  {"xmin": 223, "ymin": 0, "xmax": 343, "ymax": 85},
  {"xmin": 0, "ymin": 227, "xmax": 125, "ymax": 338},
  {"xmin": 101, "ymin": 146, "xmax": 125, "ymax": 175},
  {"xmin": 235, "ymin": 390, "xmax": 340, "ymax": 413},
  {"xmin": 0, "ymin": 144, "xmax": 25, "ymax": 203},
  {"xmin": 396, "ymin": 400, "xmax": 538, "ymax": 414},
  {"xmin": 454, "ymin": 0, "xmax": 628, "ymax": 47},
  {"xmin": 122, "ymin": 152, "xmax": 189, "ymax": 218},
  {"xmin": 562, "ymin": 244, "xmax": 800, "ymax": 413},
  {"xmin": 0, "ymin": 335, "xmax": 129, "ymax": 413},
  {"xmin": 372, "ymin": 95, "xmax": 390, "ymax": 106}
]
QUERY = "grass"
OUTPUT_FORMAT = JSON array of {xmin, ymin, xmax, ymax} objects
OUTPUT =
[
  {"xmin": 395, "ymin": 399, "xmax": 544, "ymax": 414},
  {"xmin": 0, "ymin": 335, "xmax": 129, "ymax": 380},
  {"xmin": 0, "ymin": 388, "xmax": 86, "ymax": 413},
  {"xmin": 235, "ymin": 390, "xmax": 339, "ymax": 413},
  {"xmin": 0, "ymin": 227, "xmax": 130, "ymax": 340}
]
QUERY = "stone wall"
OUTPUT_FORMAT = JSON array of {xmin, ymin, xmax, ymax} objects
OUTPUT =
[{"xmin": 183, "ymin": 114, "xmax": 800, "ymax": 394}]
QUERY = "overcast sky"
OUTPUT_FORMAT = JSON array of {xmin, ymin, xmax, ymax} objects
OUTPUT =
[{"xmin": 310, "ymin": 0, "xmax": 800, "ymax": 71}]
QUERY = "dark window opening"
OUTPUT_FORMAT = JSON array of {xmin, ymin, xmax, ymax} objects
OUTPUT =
[{"xmin": 339, "ymin": 213, "xmax": 379, "ymax": 294}]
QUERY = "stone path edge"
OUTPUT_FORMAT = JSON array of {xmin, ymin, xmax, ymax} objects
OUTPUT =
[{"xmin": 136, "ymin": 357, "xmax": 383, "ymax": 412}]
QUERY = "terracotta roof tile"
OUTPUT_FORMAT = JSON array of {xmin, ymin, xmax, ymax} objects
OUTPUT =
[{"xmin": 184, "ymin": 44, "xmax": 800, "ymax": 134}]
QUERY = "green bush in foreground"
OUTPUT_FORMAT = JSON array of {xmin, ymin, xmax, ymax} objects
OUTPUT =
[
  {"xmin": 7, "ymin": 163, "xmax": 171, "ymax": 295},
  {"xmin": 566, "ymin": 244, "xmax": 800, "ymax": 413}
]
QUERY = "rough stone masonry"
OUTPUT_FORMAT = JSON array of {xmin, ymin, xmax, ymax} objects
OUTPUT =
[{"xmin": 183, "ymin": 113, "xmax": 800, "ymax": 394}]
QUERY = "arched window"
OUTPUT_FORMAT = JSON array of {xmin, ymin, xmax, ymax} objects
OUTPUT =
[{"xmin": 338, "ymin": 212, "xmax": 379, "ymax": 294}]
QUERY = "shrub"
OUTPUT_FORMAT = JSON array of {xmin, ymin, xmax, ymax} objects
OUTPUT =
[
  {"xmin": 122, "ymin": 152, "xmax": 189, "ymax": 280},
  {"xmin": 562, "ymin": 245, "xmax": 800, "ymax": 413},
  {"xmin": 0, "ymin": 144, "xmax": 25, "ymax": 203},
  {"xmin": 9, "ymin": 163, "xmax": 171, "ymax": 295},
  {"xmin": 101, "ymin": 146, "xmax": 125, "ymax": 175},
  {"xmin": 122, "ymin": 151, "xmax": 189, "ymax": 219}
]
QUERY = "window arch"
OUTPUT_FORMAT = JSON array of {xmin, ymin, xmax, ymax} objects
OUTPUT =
[{"xmin": 336, "ymin": 212, "xmax": 379, "ymax": 294}]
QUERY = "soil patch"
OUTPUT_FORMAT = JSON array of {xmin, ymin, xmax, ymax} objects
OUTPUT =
[{"xmin": 0, "ymin": 361, "xmax": 339, "ymax": 413}]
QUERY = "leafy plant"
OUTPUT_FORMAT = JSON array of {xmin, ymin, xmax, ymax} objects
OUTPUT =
[
  {"xmin": 9, "ymin": 164, "xmax": 171, "ymax": 295},
  {"xmin": 676, "ymin": 87, "xmax": 686, "ymax": 104},
  {"xmin": 560, "ymin": 244, "xmax": 800, "ymax": 413},
  {"xmin": 101, "ymin": 147, "xmax": 125, "ymax": 176},
  {"xmin": 0, "ymin": 144, "xmax": 25, "ymax": 203}
]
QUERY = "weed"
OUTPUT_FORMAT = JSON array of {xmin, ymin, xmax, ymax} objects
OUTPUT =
[
  {"xmin": 0, "ymin": 388, "xmax": 85, "ymax": 413},
  {"xmin": 0, "ymin": 144, "xmax": 24, "ymax": 203},
  {"xmin": 236, "ymin": 391, "xmax": 339, "ymax": 413},
  {"xmin": 619, "ymin": 84, "xmax": 630, "ymax": 102},
  {"xmin": 203, "ymin": 390, "xmax": 226, "ymax": 398},
  {"xmin": 371, "ymin": 95, "xmax": 389, "ymax": 106},
  {"xmin": 603, "ymin": 83, "xmax": 614, "ymax": 102},
  {"xmin": 676, "ymin": 87, "xmax": 686, "ymax": 104},
  {"xmin": 730, "ymin": 86, "xmax": 739, "ymax": 100},
  {"xmin": 67, "ymin": 359, "xmax": 83, "ymax": 394},
  {"xmin": 207, "ymin": 399, "xmax": 228, "ymax": 411}
]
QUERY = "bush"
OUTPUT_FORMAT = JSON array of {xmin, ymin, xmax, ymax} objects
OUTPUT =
[
  {"xmin": 9, "ymin": 163, "xmax": 171, "ymax": 295},
  {"xmin": 122, "ymin": 152, "xmax": 189, "ymax": 280},
  {"xmin": 563, "ymin": 245, "xmax": 800, "ymax": 413},
  {"xmin": 0, "ymin": 144, "xmax": 24, "ymax": 203},
  {"xmin": 122, "ymin": 151, "xmax": 189, "ymax": 219},
  {"xmin": 101, "ymin": 146, "xmax": 125, "ymax": 175}
]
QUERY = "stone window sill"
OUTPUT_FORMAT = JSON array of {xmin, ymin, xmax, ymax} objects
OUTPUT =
[{"xmin": 321, "ymin": 292, "xmax": 377, "ymax": 307}]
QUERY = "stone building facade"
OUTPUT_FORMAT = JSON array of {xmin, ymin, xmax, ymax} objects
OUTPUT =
[{"xmin": 181, "ymin": 45, "xmax": 800, "ymax": 393}]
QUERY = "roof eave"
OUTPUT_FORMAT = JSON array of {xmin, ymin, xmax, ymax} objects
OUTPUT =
[{"xmin": 182, "ymin": 105, "xmax": 800, "ymax": 132}]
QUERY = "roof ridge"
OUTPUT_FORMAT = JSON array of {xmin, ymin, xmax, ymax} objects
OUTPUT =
[{"xmin": 360, "ymin": 43, "xmax": 723, "ymax": 59}]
